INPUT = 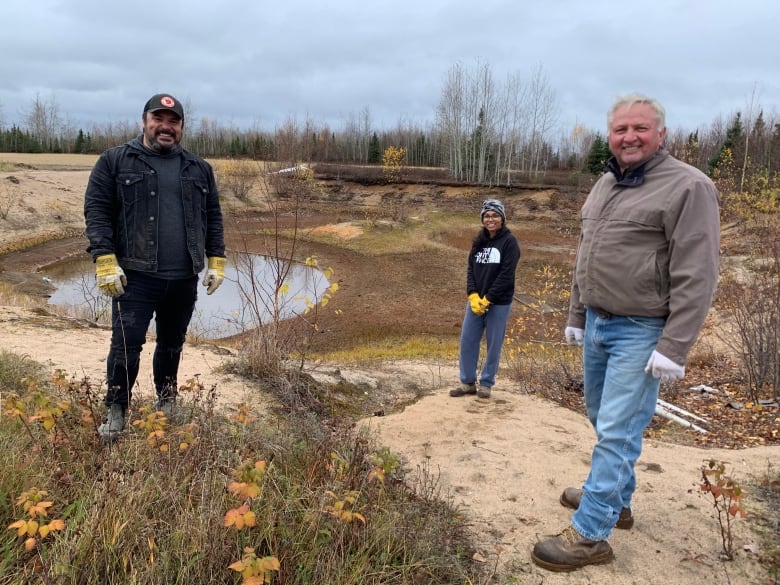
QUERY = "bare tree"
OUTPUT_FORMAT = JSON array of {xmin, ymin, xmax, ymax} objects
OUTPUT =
[
  {"xmin": 524, "ymin": 64, "xmax": 559, "ymax": 177},
  {"xmin": 472, "ymin": 61, "xmax": 497, "ymax": 184},
  {"xmin": 24, "ymin": 93, "xmax": 65, "ymax": 151},
  {"xmin": 437, "ymin": 60, "xmax": 499, "ymax": 183},
  {"xmin": 438, "ymin": 60, "xmax": 558, "ymax": 185},
  {"xmin": 437, "ymin": 61, "xmax": 467, "ymax": 180},
  {"xmin": 739, "ymin": 84, "xmax": 760, "ymax": 194},
  {"xmin": 495, "ymin": 72, "xmax": 528, "ymax": 185},
  {"xmin": 275, "ymin": 116, "xmax": 300, "ymax": 165}
]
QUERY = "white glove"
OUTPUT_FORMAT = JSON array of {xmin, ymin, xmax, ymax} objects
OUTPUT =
[
  {"xmin": 202, "ymin": 256, "xmax": 226, "ymax": 295},
  {"xmin": 644, "ymin": 350, "xmax": 685, "ymax": 382},
  {"xmin": 564, "ymin": 327, "xmax": 584, "ymax": 346}
]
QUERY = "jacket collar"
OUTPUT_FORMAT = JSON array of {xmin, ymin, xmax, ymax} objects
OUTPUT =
[{"xmin": 604, "ymin": 148, "xmax": 668, "ymax": 187}]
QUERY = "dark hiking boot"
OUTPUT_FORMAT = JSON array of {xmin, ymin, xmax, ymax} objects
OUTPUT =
[
  {"xmin": 154, "ymin": 396, "xmax": 176, "ymax": 418},
  {"xmin": 531, "ymin": 526, "xmax": 614, "ymax": 572},
  {"xmin": 477, "ymin": 385, "xmax": 491, "ymax": 399},
  {"xmin": 449, "ymin": 383, "xmax": 477, "ymax": 397},
  {"xmin": 98, "ymin": 403, "xmax": 125, "ymax": 443},
  {"xmin": 560, "ymin": 487, "xmax": 634, "ymax": 530}
]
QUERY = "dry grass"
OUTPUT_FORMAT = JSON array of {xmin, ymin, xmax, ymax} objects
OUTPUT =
[
  {"xmin": 0, "ymin": 153, "xmax": 99, "ymax": 170},
  {"xmin": 0, "ymin": 356, "xmax": 484, "ymax": 585}
]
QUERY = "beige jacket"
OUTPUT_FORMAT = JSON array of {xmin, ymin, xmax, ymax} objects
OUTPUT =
[{"xmin": 568, "ymin": 149, "xmax": 720, "ymax": 365}]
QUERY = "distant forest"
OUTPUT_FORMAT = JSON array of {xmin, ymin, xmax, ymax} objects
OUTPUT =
[{"xmin": 1, "ymin": 62, "xmax": 779, "ymax": 195}]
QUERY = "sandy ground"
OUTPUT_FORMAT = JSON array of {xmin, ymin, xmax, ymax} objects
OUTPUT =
[{"xmin": 1, "ymin": 158, "xmax": 779, "ymax": 584}]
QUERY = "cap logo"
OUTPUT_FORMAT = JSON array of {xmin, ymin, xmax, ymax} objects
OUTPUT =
[{"xmin": 160, "ymin": 96, "xmax": 175, "ymax": 108}]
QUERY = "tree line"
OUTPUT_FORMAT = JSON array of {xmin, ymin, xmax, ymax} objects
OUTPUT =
[{"xmin": 1, "ymin": 66, "xmax": 779, "ymax": 197}]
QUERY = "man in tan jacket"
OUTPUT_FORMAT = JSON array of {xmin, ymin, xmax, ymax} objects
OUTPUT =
[{"xmin": 532, "ymin": 93, "xmax": 720, "ymax": 571}]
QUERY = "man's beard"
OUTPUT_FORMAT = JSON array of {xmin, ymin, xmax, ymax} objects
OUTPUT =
[
  {"xmin": 145, "ymin": 130, "xmax": 179, "ymax": 153},
  {"xmin": 149, "ymin": 135, "xmax": 177, "ymax": 153}
]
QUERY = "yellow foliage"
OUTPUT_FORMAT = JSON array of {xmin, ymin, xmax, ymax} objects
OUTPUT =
[
  {"xmin": 228, "ymin": 547, "xmax": 280, "ymax": 584},
  {"xmin": 8, "ymin": 487, "xmax": 65, "ymax": 551},
  {"xmin": 323, "ymin": 489, "xmax": 366, "ymax": 525},
  {"xmin": 228, "ymin": 481, "xmax": 262, "ymax": 501},
  {"xmin": 230, "ymin": 403, "xmax": 256, "ymax": 426},
  {"xmin": 382, "ymin": 146, "xmax": 406, "ymax": 183}
]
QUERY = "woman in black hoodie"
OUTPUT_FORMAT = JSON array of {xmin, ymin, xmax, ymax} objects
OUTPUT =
[{"xmin": 450, "ymin": 199, "xmax": 520, "ymax": 399}]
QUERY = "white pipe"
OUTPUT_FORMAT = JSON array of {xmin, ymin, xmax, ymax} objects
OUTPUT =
[
  {"xmin": 656, "ymin": 398, "xmax": 709, "ymax": 423},
  {"xmin": 654, "ymin": 404, "xmax": 708, "ymax": 434}
]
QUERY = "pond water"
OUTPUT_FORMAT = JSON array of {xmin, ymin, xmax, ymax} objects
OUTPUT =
[{"xmin": 43, "ymin": 253, "xmax": 330, "ymax": 339}]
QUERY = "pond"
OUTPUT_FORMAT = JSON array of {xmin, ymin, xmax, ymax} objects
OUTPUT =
[{"xmin": 43, "ymin": 252, "xmax": 330, "ymax": 339}]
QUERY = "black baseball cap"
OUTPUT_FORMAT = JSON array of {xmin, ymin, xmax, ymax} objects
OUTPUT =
[{"xmin": 143, "ymin": 93, "xmax": 184, "ymax": 120}]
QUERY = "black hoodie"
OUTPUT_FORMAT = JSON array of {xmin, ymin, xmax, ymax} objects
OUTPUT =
[{"xmin": 465, "ymin": 226, "xmax": 520, "ymax": 305}]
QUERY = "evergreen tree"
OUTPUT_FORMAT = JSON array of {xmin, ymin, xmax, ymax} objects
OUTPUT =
[
  {"xmin": 368, "ymin": 132, "xmax": 381, "ymax": 164},
  {"xmin": 708, "ymin": 112, "xmax": 743, "ymax": 176},
  {"xmin": 770, "ymin": 123, "xmax": 780, "ymax": 177},
  {"xmin": 584, "ymin": 133, "xmax": 610, "ymax": 175},
  {"xmin": 74, "ymin": 129, "xmax": 86, "ymax": 154}
]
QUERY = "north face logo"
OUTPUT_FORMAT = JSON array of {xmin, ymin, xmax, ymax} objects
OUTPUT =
[{"xmin": 475, "ymin": 248, "xmax": 501, "ymax": 264}]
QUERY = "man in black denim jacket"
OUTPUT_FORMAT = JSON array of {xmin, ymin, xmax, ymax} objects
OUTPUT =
[{"xmin": 84, "ymin": 93, "xmax": 226, "ymax": 442}]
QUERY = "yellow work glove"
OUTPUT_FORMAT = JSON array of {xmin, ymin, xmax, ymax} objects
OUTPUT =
[
  {"xmin": 202, "ymin": 256, "xmax": 226, "ymax": 295},
  {"xmin": 468, "ymin": 292, "xmax": 485, "ymax": 315},
  {"xmin": 95, "ymin": 253, "xmax": 127, "ymax": 297},
  {"xmin": 477, "ymin": 295, "xmax": 491, "ymax": 314}
]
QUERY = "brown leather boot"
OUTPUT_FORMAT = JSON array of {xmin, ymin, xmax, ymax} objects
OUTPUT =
[
  {"xmin": 560, "ymin": 487, "xmax": 634, "ymax": 530},
  {"xmin": 531, "ymin": 526, "xmax": 614, "ymax": 572}
]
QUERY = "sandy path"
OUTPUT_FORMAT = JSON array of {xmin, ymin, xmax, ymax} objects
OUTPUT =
[{"xmin": 364, "ymin": 386, "xmax": 779, "ymax": 584}]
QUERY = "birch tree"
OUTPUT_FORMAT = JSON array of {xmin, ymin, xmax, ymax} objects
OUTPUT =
[
  {"xmin": 437, "ymin": 62, "xmax": 466, "ymax": 179},
  {"xmin": 24, "ymin": 93, "xmax": 64, "ymax": 151},
  {"xmin": 524, "ymin": 64, "xmax": 558, "ymax": 177}
]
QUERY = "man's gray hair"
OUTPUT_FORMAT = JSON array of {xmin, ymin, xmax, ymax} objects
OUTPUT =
[{"xmin": 607, "ymin": 93, "xmax": 666, "ymax": 129}]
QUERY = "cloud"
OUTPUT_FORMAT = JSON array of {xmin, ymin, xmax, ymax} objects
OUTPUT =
[{"xmin": 1, "ymin": 0, "xmax": 778, "ymax": 135}]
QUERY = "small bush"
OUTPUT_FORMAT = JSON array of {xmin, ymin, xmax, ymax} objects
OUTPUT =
[
  {"xmin": 0, "ymin": 349, "xmax": 46, "ymax": 393},
  {"xmin": 217, "ymin": 159, "xmax": 261, "ymax": 201},
  {"xmin": 700, "ymin": 459, "xmax": 747, "ymax": 560},
  {"xmin": 717, "ymin": 213, "xmax": 779, "ymax": 401},
  {"xmin": 504, "ymin": 264, "xmax": 579, "ymax": 397},
  {"xmin": 0, "ymin": 179, "xmax": 23, "ymax": 220}
]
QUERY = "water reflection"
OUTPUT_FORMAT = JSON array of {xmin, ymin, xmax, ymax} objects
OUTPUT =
[{"xmin": 44, "ymin": 252, "xmax": 329, "ymax": 339}]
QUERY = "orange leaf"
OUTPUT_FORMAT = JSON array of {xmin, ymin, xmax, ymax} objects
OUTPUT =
[
  {"xmin": 224, "ymin": 504, "xmax": 252, "ymax": 529},
  {"xmin": 228, "ymin": 560, "xmax": 246, "ymax": 572},
  {"xmin": 28, "ymin": 501, "xmax": 52, "ymax": 518},
  {"xmin": 48, "ymin": 519, "xmax": 65, "ymax": 531},
  {"xmin": 8, "ymin": 519, "xmax": 26, "ymax": 536}
]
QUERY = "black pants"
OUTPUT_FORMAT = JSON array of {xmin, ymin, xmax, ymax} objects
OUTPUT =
[{"xmin": 105, "ymin": 270, "xmax": 197, "ymax": 408}]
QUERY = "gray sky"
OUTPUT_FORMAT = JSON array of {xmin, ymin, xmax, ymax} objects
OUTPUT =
[{"xmin": 2, "ymin": 0, "xmax": 778, "ymax": 138}]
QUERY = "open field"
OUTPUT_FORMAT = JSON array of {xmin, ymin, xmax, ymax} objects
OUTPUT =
[
  {"xmin": 1, "ymin": 155, "xmax": 778, "ymax": 584},
  {"xmin": 0, "ymin": 152, "xmax": 99, "ymax": 170}
]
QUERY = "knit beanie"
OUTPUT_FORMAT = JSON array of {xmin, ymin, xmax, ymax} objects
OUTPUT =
[{"xmin": 481, "ymin": 199, "xmax": 506, "ymax": 222}]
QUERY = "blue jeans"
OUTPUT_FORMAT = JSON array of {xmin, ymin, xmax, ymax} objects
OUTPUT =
[
  {"xmin": 105, "ymin": 270, "xmax": 198, "ymax": 408},
  {"xmin": 572, "ymin": 307, "xmax": 665, "ymax": 541},
  {"xmin": 458, "ymin": 302, "xmax": 512, "ymax": 388}
]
